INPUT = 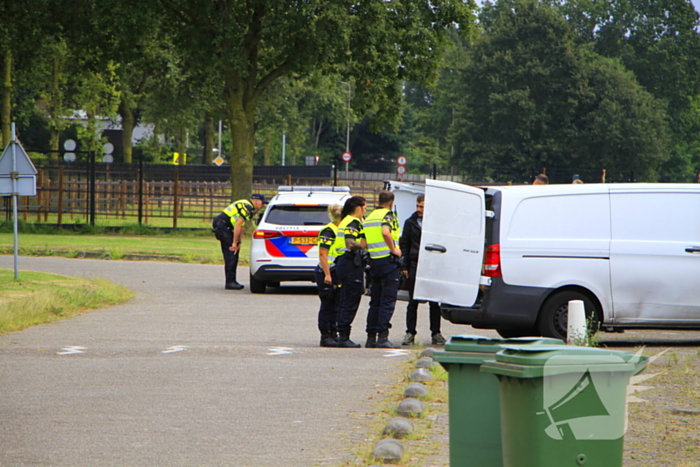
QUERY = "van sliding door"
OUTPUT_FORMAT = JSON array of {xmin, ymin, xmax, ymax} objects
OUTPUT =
[{"xmin": 610, "ymin": 190, "xmax": 700, "ymax": 324}]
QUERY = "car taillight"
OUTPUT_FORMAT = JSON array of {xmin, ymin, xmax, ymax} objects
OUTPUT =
[
  {"xmin": 253, "ymin": 230, "xmax": 282, "ymax": 239},
  {"xmin": 483, "ymin": 244, "xmax": 501, "ymax": 277}
]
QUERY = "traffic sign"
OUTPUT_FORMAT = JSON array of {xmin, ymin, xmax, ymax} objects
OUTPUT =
[
  {"xmin": 397, "ymin": 156, "xmax": 407, "ymax": 166},
  {"xmin": 396, "ymin": 166, "xmax": 406, "ymax": 175},
  {"xmin": 341, "ymin": 151, "xmax": 352, "ymax": 162},
  {"xmin": 0, "ymin": 137, "xmax": 37, "ymax": 196}
]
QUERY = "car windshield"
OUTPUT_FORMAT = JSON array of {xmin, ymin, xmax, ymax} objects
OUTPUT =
[{"xmin": 264, "ymin": 205, "xmax": 329, "ymax": 226}]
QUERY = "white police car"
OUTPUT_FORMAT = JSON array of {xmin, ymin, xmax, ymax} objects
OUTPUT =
[{"xmin": 249, "ymin": 186, "xmax": 352, "ymax": 293}]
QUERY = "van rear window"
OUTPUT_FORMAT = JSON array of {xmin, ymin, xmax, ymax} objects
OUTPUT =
[{"xmin": 264, "ymin": 205, "xmax": 329, "ymax": 226}]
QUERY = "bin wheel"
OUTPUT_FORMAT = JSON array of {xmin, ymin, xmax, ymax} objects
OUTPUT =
[
  {"xmin": 536, "ymin": 290, "xmax": 600, "ymax": 340},
  {"xmin": 249, "ymin": 273, "xmax": 267, "ymax": 294}
]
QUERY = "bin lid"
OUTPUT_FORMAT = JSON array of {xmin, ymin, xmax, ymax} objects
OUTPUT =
[
  {"xmin": 444, "ymin": 334, "xmax": 564, "ymax": 353},
  {"xmin": 481, "ymin": 344, "xmax": 648, "ymax": 378}
]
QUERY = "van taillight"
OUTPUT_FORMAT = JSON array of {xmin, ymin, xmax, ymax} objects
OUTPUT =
[
  {"xmin": 253, "ymin": 230, "xmax": 282, "ymax": 239},
  {"xmin": 483, "ymin": 244, "xmax": 501, "ymax": 277}
]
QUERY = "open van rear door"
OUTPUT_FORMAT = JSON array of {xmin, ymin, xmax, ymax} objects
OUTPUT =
[{"xmin": 414, "ymin": 180, "xmax": 485, "ymax": 307}]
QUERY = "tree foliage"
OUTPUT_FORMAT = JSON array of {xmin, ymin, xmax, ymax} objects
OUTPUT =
[
  {"xmin": 155, "ymin": 0, "xmax": 474, "ymax": 199},
  {"xmin": 449, "ymin": 0, "xmax": 669, "ymax": 183}
]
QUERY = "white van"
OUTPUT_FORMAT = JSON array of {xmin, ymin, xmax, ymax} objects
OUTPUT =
[{"xmin": 414, "ymin": 180, "xmax": 700, "ymax": 339}]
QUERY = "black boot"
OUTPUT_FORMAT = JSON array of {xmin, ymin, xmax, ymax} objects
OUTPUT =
[
  {"xmin": 365, "ymin": 333, "xmax": 377, "ymax": 348},
  {"xmin": 337, "ymin": 332, "xmax": 361, "ymax": 348},
  {"xmin": 376, "ymin": 331, "xmax": 399, "ymax": 349},
  {"xmin": 320, "ymin": 331, "xmax": 337, "ymax": 348}
]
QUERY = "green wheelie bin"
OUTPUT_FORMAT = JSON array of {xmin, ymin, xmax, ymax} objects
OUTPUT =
[
  {"xmin": 481, "ymin": 345, "xmax": 648, "ymax": 467},
  {"xmin": 433, "ymin": 335, "xmax": 564, "ymax": 467}
]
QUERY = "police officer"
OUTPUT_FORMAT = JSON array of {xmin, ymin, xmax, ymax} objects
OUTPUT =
[
  {"xmin": 315, "ymin": 204, "xmax": 343, "ymax": 347},
  {"xmin": 333, "ymin": 196, "xmax": 368, "ymax": 348},
  {"xmin": 212, "ymin": 194, "xmax": 267, "ymax": 290},
  {"xmin": 400, "ymin": 194, "xmax": 445, "ymax": 345},
  {"xmin": 364, "ymin": 190, "xmax": 402, "ymax": 349}
]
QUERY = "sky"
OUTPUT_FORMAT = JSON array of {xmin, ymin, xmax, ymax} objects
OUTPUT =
[{"xmin": 475, "ymin": 0, "xmax": 700, "ymax": 12}]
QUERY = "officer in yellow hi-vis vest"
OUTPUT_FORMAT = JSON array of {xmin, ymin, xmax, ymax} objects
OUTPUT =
[
  {"xmin": 363, "ymin": 190, "xmax": 402, "ymax": 349},
  {"xmin": 315, "ymin": 204, "xmax": 344, "ymax": 347},
  {"xmin": 212, "ymin": 194, "xmax": 267, "ymax": 290},
  {"xmin": 333, "ymin": 196, "xmax": 368, "ymax": 348}
]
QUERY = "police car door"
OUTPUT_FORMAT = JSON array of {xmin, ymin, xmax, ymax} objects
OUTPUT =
[{"xmin": 414, "ymin": 180, "xmax": 485, "ymax": 307}]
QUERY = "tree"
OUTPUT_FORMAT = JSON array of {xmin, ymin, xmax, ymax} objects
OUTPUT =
[
  {"xmin": 547, "ymin": 0, "xmax": 700, "ymax": 180},
  {"xmin": 154, "ymin": 0, "xmax": 474, "ymax": 200},
  {"xmin": 452, "ymin": 0, "xmax": 669, "ymax": 182},
  {"xmin": 0, "ymin": 0, "xmax": 52, "ymax": 148}
]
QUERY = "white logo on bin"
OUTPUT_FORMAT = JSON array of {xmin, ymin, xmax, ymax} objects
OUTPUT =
[{"xmin": 539, "ymin": 353, "xmax": 639, "ymax": 441}]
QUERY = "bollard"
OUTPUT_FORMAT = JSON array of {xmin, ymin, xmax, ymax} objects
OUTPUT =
[{"xmin": 567, "ymin": 300, "xmax": 587, "ymax": 345}]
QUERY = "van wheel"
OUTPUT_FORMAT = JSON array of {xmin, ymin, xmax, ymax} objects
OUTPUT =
[
  {"xmin": 536, "ymin": 291, "xmax": 600, "ymax": 340},
  {"xmin": 249, "ymin": 273, "xmax": 267, "ymax": 294}
]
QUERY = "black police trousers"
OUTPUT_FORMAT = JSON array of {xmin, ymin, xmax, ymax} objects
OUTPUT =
[
  {"xmin": 213, "ymin": 213, "xmax": 239, "ymax": 284},
  {"xmin": 315, "ymin": 265, "xmax": 339, "ymax": 335},
  {"xmin": 366, "ymin": 256, "xmax": 401, "ymax": 335},
  {"xmin": 335, "ymin": 254, "xmax": 365, "ymax": 334}
]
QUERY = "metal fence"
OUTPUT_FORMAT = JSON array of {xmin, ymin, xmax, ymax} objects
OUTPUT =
[{"xmin": 3, "ymin": 160, "xmax": 695, "ymax": 230}]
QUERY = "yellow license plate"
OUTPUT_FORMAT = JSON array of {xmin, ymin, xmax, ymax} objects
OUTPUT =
[{"xmin": 290, "ymin": 237, "xmax": 316, "ymax": 245}]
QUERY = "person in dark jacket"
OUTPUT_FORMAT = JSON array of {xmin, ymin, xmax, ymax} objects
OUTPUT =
[{"xmin": 399, "ymin": 194, "xmax": 445, "ymax": 345}]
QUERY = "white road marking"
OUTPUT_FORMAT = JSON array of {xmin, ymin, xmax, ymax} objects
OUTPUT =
[
  {"xmin": 162, "ymin": 346, "xmax": 189, "ymax": 354},
  {"xmin": 267, "ymin": 347, "xmax": 293, "ymax": 356},
  {"xmin": 57, "ymin": 346, "xmax": 87, "ymax": 355},
  {"xmin": 383, "ymin": 349, "xmax": 409, "ymax": 358}
]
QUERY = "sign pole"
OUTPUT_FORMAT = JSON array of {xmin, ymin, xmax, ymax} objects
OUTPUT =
[
  {"xmin": 11, "ymin": 124, "xmax": 19, "ymax": 279},
  {"xmin": 0, "ymin": 122, "xmax": 38, "ymax": 280}
]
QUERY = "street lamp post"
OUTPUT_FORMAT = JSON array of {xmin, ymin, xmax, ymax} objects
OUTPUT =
[{"xmin": 337, "ymin": 81, "xmax": 351, "ymax": 177}]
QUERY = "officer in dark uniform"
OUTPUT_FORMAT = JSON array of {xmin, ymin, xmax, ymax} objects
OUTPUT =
[
  {"xmin": 364, "ymin": 190, "xmax": 402, "ymax": 349},
  {"xmin": 212, "ymin": 194, "xmax": 267, "ymax": 290},
  {"xmin": 333, "ymin": 196, "xmax": 368, "ymax": 348},
  {"xmin": 315, "ymin": 204, "xmax": 343, "ymax": 347}
]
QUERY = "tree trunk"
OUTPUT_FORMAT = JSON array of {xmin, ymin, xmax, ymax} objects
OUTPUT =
[
  {"xmin": 203, "ymin": 112, "xmax": 214, "ymax": 165},
  {"xmin": 1, "ymin": 49, "xmax": 12, "ymax": 149},
  {"xmin": 48, "ymin": 46, "xmax": 62, "ymax": 162},
  {"xmin": 263, "ymin": 129, "xmax": 272, "ymax": 165},
  {"xmin": 225, "ymin": 82, "xmax": 256, "ymax": 202},
  {"xmin": 177, "ymin": 126, "xmax": 186, "ymax": 165},
  {"xmin": 119, "ymin": 101, "xmax": 135, "ymax": 163}
]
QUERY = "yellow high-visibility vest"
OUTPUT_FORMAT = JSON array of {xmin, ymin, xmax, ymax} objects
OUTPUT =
[
  {"xmin": 332, "ymin": 215, "xmax": 363, "ymax": 257},
  {"xmin": 364, "ymin": 207, "xmax": 399, "ymax": 259},
  {"xmin": 222, "ymin": 199, "xmax": 254, "ymax": 226},
  {"xmin": 317, "ymin": 222, "xmax": 340, "ymax": 265}
]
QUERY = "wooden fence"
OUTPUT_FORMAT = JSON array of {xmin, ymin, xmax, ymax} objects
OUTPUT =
[{"xmin": 2, "ymin": 166, "xmax": 384, "ymax": 229}]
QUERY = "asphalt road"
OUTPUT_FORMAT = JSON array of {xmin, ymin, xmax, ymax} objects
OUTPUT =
[{"xmin": 0, "ymin": 256, "xmax": 471, "ymax": 467}]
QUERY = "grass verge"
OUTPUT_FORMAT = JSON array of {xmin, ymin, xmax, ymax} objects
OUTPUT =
[
  {"xmin": 0, "ymin": 268, "xmax": 134, "ymax": 335},
  {"xmin": 345, "ymin": 347, "xmax": 450, "ymax": 466},
  {"xmin": 625, "ymin": 349, "xmax": 700, "ymax": 466},
  {"xmin": 0, "ymin": 231, "xmax": 248, "ymax": 265}
]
